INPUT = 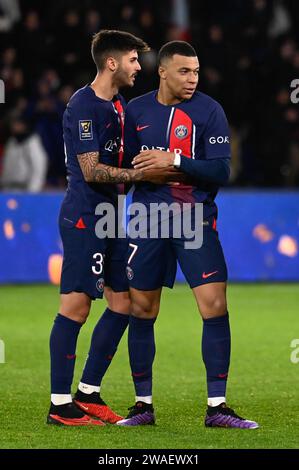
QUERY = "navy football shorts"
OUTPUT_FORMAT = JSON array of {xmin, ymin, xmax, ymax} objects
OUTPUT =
[
  {"xmin": 59, "ymin": 216, "xmax": 128, "ymax": 299},
  {"xmin": 126, "ymin": 217, "xmax": 227, "ymax": 290}
]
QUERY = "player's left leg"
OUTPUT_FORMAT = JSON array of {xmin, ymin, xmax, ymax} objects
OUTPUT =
[
  {"xmin": 193, "ymin": 282, "xmax": 259, "ymax": 429},
  {"xmin": 174, "ymin": 218, "xmax": 259, "ymax": 429},
  {"xmin": 74, "ymin": 240, "xmax": 130, "ymax": 423},
  {"xmin": 193, "ymin": 281, "xmax": 230, "ymax": 406},
  {"xmin": 74, "ymin": 288, "xmax": 130, "ymax": 423}
]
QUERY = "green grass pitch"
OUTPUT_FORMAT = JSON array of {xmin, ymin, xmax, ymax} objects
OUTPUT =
[{"xmin": 0, "ymin": 283, "xmax": 298, "ymax": 449}]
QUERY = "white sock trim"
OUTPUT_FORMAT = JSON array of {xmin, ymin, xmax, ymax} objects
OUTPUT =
[
  {"xmin": 136, "ymin": 395, "xmax": 152, "ymax": 404},
  {"xmin": 78, "ymin": 382, "xmax": 100, "ymax": 394},
  {"xmin": 51, "ymin": 394, "xmax": 72, "ymax": 406},
  {"xmin": 208, "ymin": 397, "xmax": 226, "ymax": 407}
]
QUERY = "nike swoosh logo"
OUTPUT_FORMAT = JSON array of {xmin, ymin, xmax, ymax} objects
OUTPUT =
[
  {"xmin": 66, "ymin": 354, "xmax": 76, "ymax": 359},
  {"xmin": 78, "ymin": 403, "xmax": 89, "ymax": 411},
  {"xmin": 202, "ymin": 270, "xmax": 218, "ymax": 279},
  {"xmin": 218, "ymin": 373, "xmax": 228, "ymax": 378},
  {"xmin": 136, "ymin": 125, "xmax": 150, "ymax": 131},
  {"xmin": 132, "ymin": 371, "xmax": 146, "ymax": 377}
]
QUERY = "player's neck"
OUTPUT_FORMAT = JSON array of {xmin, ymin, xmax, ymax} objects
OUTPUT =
[
  {"xmin": 157, "ymin": 87, "xmax": 183, "ymax": 106},
  {"xmin": 90, "ymin": 73, "xmax": 118, "ymax": 101}
]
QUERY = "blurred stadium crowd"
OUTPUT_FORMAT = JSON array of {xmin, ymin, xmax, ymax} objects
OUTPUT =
[{"xmin": 0, "ymin": 0, "xmax": 299, "ymax": 190}]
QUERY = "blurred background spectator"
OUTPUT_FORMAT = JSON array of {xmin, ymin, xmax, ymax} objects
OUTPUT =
[
  {"xmin": 0, "ymin": 0, "xmax": 299, "ymax": 189},
  {"xmin": 0, "ymin": 116, "xmax": 47, "ymax": 191}
]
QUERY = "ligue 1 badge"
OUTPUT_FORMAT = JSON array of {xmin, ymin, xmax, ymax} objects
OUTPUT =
[
  {"xmin": 79, "ymin": 120, "xmax": 93, "ymax": 140},
  {"xmin": 174, "ymin": 125, "xmax": 188, "ymax": 139}
]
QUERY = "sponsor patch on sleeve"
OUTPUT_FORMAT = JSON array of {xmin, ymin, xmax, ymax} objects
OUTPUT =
[{"xmin": 79, "ymin": 120, "xmax": 93, "ymax": 140}]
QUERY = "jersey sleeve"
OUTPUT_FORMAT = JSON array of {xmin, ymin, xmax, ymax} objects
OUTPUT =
[
  {"xmin": 203, "ymin": 103, "xmax": 231, "ymax": 160},
  {"xmin": 67, "ymin": 100, "xmax": 104, "ymax": 155},
  {"xmin": 123, "ymin": 104, "xmax": 139, "ymax": 168}
]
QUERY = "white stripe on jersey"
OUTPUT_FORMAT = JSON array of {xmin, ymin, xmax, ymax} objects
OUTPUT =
[
  {"xmin": 64, "ymin": 142, "xmax": 67, "ymax": 164},
  {"xmin": 192, "ymin": 124, "xmax": 196, "ymax": 159},
  {"xmin": 166, "ymin": 107, "xmax": 175, "ymax": 142}
]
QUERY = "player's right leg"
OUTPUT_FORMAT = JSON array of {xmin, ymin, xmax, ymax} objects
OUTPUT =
[
  {"xmin": 116, "ymin": 288, "xmax": 160, "ymax": 426},
  {"xmin": 48, "ymin": 292, "xmax": 104, "ymax": 426},
  {"xmin": 117, "ymin": 238, "xmax": 176, "ymax": 426},
  {"xmin": 174, "ymin": 217, "xmax": 259, "ymax": 429}
]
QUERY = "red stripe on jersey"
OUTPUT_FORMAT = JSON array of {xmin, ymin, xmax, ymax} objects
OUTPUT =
[
  {"xmin": 168, "ymin": 108, "xmax": 193, "ymax": 157},
  {"xmin": 168, "ymin": 108, "xmax": 194, "ymax": 202},
  {"xmin": 113, "ymin": 99, "xmax": 124, "ymax": 168}
]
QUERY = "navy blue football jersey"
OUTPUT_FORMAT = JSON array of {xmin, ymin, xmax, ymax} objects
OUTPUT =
[
  {"xmin": 123, "ymin": 90, "xmax": 230, "ymax": 218},
  {"xmin": 61, "ymin": 85, "xmax": 125, "ymax": 224}
]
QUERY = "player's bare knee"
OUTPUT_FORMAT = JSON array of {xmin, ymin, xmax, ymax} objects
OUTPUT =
[
  {"xmin": 107, "ymin": 298, "xmax": 131, "ymax": 314},
  {"xmin": 131, "ymin": 300, "xmax": 159, "ymax": 319},
  {"xmin": 200, "ymin": 296, "xmax": 227, "ymax": 318},
  {"xmin": 105, "ymin": 289, "xmax": 131, "ymax": 314},
  {"xmin": 129, "ymin": 288, "xmax": 161, "ymax": 319},
  {"xmin": 59, "ymin": 294, "xmax": 91, "ymax": 324},
  {"xmin": 213, "ymin": 296, "xmax": 227, "ymax": 315},
  {"xmin": 73, "ymin": 310, "xmax": 89, "ymax": 324},
  {"xmin": 59, "ymin": 309, "xmax": 89, "ymax": 324},
  {"xmin": 131, "ymin": 309, "xmax": 158, "ymax": 320}
]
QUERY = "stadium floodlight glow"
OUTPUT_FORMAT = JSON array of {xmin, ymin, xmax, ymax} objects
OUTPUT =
[{"xmin": 0, "ymin": 79, "xmax": 5, "ymax": 103}]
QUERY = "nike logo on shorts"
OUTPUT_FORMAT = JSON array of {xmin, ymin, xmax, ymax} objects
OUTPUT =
[{"xmin": 202, "ymin": 270, "xmax": 218, "ymax": 279}]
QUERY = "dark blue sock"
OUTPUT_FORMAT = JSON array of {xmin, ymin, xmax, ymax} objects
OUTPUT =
[
  {"xmin": 202, "ymin": 313, "xmax": 231, "ymax": 398},
  {"xmin": 128, "ymin": 316, "xmax": 156, "ymax": 397},
  {"xmin": 50, "ymin": 313, "xmax": 82, "ymax": 394},
  {"xmin": 81, "ymin": 308, "xmax": 129, "ymax": 386}
]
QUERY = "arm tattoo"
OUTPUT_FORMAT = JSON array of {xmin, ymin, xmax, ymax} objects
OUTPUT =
[
  {"xmin": 78, "ymin": 152, "xmax": 144, "ymax": 183},
  {"xmin": 77, "ymin": 152, "xmax": 99, "ymax": 179}
]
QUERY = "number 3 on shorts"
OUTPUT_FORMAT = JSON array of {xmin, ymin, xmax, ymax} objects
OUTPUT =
[
  {"xmin": 92, "ymin": 252, "xmax": 104, "ymax": 275},
  {"xmin": 128, "ymin": 243, "xmax": 138, "ymax": 264}
]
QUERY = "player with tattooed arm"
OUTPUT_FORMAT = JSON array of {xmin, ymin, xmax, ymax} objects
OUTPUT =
[{"xmin": 47, "ymin": 30, "xmax": 182, "ymax": 426}]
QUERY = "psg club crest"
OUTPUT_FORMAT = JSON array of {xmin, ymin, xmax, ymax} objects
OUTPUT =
[
  {"xmin": 126, "ymin": 266, "xmax": 134, "ymax": 280},
  {"xmin": 174, "ymin": 125, "xmax": 188, "ymax": 139},
  {"xmin": 96, "ymin": 278, "xmax": 105, "ymax": 292}
]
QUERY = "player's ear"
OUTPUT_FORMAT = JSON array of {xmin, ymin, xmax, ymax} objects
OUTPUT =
[
  {"xmin": 158, "ymin": 65, "xmax": 167, "ymax": 80},
  {"xmin": 107, "ymin": 56, "xmax": 118, "ymax": 72}
]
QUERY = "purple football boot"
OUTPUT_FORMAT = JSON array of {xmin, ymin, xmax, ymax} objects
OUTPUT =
[
  {"xmin": 116, "ymin": 401, "xmax": 155, "ymax": 426},
  {"xmin": 205, "ymin": 403, "xmax": 259, "ymax": 429}
]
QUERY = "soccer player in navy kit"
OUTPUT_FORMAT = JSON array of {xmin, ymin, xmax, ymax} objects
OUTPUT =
[
  {"xmin": 117, "ymin": 41, "xmax": 259, "ymax": 429},
  {"xmin": 47, "ymin": 31, "xmax": 184, "ymax": 426}
]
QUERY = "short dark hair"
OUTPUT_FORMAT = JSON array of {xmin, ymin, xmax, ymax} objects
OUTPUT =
[
  {"xmin": 158, "ymin": 41, "xmax": 197, "ymax": 65},
  {"xmin": 91, "ymin": 30, "xmax": 150, "ymax": 71}
]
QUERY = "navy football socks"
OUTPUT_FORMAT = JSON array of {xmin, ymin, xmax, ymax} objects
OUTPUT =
[
  {"xmin": 50, "ymin": 313, "xmax": 82, "ymax": 394},
  {"xmin": 128, "ymin": 316, "xmax": 156, "ymax": 397},
  {"xmin": 202, "ymin": 313, "xmax": 231, "ymax": 398},
  {"xmin": 80, "ymin": 308, "xmax": 129, "ymax": 386}
]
